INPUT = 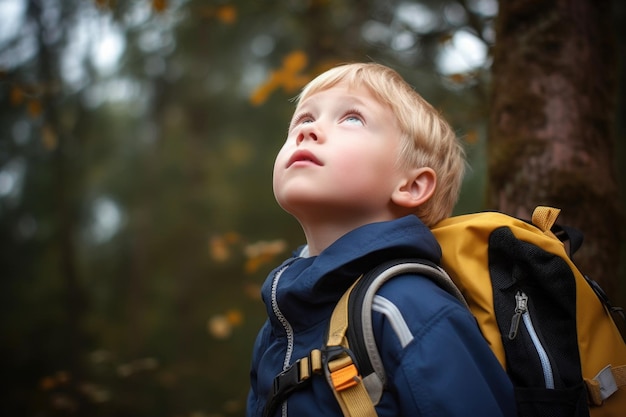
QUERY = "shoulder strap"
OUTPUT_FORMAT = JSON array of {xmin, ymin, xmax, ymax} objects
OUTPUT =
[
  {"xmin": 264, "ymin": 259, "xmax": 466, "ymax": 417},
  {"xmin": 322, "ymin": 278, "xmax": 378, "ymax": 417},
  {"xmin": 326, "ymin": 259, "xmax": 468, "ymax": 413}
]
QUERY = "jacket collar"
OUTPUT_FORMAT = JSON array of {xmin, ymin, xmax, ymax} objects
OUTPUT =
[{"xmin": 262, "ymin": 215, "xmax": 441, "ymax": 330}]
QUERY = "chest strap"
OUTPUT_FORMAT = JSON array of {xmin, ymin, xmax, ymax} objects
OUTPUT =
[
  {"xmin": 264, "ymin": 277, "xmax": 377, "ymax": 417},
  {"xmin": 263, "ymin": 349, "xmax": 323, "ymax": 417}
]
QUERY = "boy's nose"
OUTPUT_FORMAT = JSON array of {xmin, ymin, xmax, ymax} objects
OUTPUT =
[{"xmin": 297, "ymin": 124, "xmax": 320, "ymax": 144}]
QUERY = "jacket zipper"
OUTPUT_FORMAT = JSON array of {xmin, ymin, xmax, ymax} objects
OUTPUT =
[
  {"xmin": 270, "ymin": 264, "xmax": 297, "ymax": 415},
  {"xmin": 508, "ymin": 291, "xmax": 555, "ymax": 389},
  {"xmin": 271, "ymin": 264, "xmax": 295, "ymax": 370}
]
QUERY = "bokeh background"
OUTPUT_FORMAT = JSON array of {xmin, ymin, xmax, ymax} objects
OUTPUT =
[{"xmin": 1, "ymin": 1, "xmax": 625, "ymax": 416}]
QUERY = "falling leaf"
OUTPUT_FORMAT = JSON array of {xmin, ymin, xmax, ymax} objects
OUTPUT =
[
  {"xmin": 152, "ymin": 0, "xmax": 167, "ymax": 13},
  {"xmin": 40, "ymin": 376, "xmax": 57, "ymax": 391},
  {"xmin": 250, "ymin": 51, "xmax": 311, "ymax": 106},
  {"xmin": 216, "ymin": 5, "xmax": 237, "ymax": 24},
  {"xmin": 39, "ymin": 371, "xmax": 71, "ymax": 390},
  {"xmin": 41, "ymin": 125, "xmax": 58, "ymax": 151},
  {"xmin": 209, "ymin": 236, "xmax": 231, "ymax": 262},
  {"xmin": 208, "ymin": 314, "xmax": 232, "ymax": 339},
  {"xmin": 249, "ymin": 82, "xmax": 276, "ymax": 106},
  {"xmin": 464, "ymin": 129, "xmax": 479, "ymax": 144},
  {"xmin": 244, "ymin": 240, "xmax": 287, "ymax": 273},
  {"xmin": 447, "ymin": 73, "xmax": 468, "ymax": 84},
  {"xmin": 245, "ymin": 252, "xmax": 276, "ymax": 274},
  {"xmin": 225, "ymin": 309, "xmax": 243, "ymax": 326},
  {"xmin": 283, "ymin": 51, "xmax": 307, "ymax": 72},
  {"xmin": 10, "ymin": 86, "xmax": 24, "ymax": 106},
  {"xmin": 27, "ymin": 99, "xmax": 42, "ymax": 118},
  {"xmin": 245, "ymin": 239, "xmax": 287, "ymax": 258},
  {"xmin": 223, "ymin": 231, "xmax": 240, "ymax": 244},
  {"xmin": 94, "ymin": 0, "xmax": 110, "ymax": 9}
]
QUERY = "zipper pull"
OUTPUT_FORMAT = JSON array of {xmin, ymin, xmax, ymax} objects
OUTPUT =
[{"xmin": 508, "ymin": 291, "xmax": 528, "ymax": 340}]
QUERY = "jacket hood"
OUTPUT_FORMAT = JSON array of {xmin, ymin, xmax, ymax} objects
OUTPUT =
[{"xmin": 261, "ymin": 215, "xmax": 441, "ymax": 332}]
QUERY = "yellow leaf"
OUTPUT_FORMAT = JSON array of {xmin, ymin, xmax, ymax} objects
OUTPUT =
[
  {"xmin": 249, "ymin": 81, "xmax": 275, "ymax": 106},
  {"xmin": 245, "ymin": 252, "xmax": 275, "ymax": 274},
  {"xmin": 152, "ymin": 0, "xmax": 167, "ymax": 13},
  {"xmin": 208, "ymin": 315, "xmax": 232, "ymax": 339},
  {"xmin": 209, "ymin": 236, "xmax": 230, "ymax": 262},
  {"xmin": 245, "ymin": 239, "xmax": 287, "ymax": 258},
  {"xmin": 41, "ymin": 125, "xmax": 58, "ymax": 151},
  {"xmin": 40, "ymin": 376, "xmax": 57, "ymax": 390},
  {"xmin": 226, "ymin": 309, "xmax": 243, "ymax": 326},
  {"xmin": 216, "ymin": 5, "xmax": 237, "ymax": 24},
  {"xmin": 249, "ymin": 51, "xmax": 310, "ymax": 105},
  {"xmin": 10, "ymin": 86, "xmax": 24, "ymax": 106},
  {"xmin": 447, "ymin": 73, "xmax": 468, "ymax": 84},
  {"xmin": 464, "ymin": 129, "xmax": 479, "ymax": 144},
  {"xmin": 27, "ymin": 99, "xmax": 42, "ymax": 118},
  {"xmin": 94, "ymin": 0, "xmax": 110, "ymax": 9},
  {"xmin": 223, "ymin": 231, "xmax": 240, "ymax": 244},
  {"xmin": 283, "ymin": 50, "xmax": 308, "ymax": 72}
]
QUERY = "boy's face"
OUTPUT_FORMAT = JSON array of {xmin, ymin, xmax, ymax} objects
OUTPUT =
[{"xmin": 273, "ymin": 82, "xmax": 406, "ymax": 223}]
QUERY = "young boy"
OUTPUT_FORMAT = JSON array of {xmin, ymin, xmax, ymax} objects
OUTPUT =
[{"xmin": 246, "ymin": 63, "xmax": 516, "ymax": 417}]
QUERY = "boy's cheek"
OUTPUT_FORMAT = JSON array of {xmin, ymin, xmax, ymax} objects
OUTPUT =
[{"xmin": 274, "ymin": 145, "xmax": 292, "ymax": 170}]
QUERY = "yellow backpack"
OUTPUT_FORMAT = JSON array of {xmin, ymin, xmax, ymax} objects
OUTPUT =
[
  {"xmin": 431, "ymin": 206, "xmax": 626, "ymax": 417},
  {"xmin": 300, "ymin": 207, "xmax": 626, "ymax": 417}
]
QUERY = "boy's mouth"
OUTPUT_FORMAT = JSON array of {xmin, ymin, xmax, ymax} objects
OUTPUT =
[{"xmin": 287, "ymin": 150, "xmax": 322, "ymax": 167}]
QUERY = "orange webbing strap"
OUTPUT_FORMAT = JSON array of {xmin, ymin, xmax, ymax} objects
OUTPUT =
[
  {"xmin": 325, "ymin": 277, "xmax": 378, "ymax": 417},
  {"xmin": 585, "ymin": 364, "xmax": 626, "ymax": 406}
]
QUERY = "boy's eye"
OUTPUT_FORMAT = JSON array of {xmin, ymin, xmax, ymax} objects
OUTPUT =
[
  {"xmin": 342, "ymin": 110, "xmax": 364, "ymax": 126},
  {"xmin": 344, "ymin": 115, "xmax": 363, "ymax": 125},
  {"xmin": 293, "ymin": 112, "xmax": 314, "ymax": 125}
]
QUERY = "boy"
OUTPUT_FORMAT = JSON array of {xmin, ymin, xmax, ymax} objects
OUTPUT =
[{"xmin": 246, "ymin": 63, "xmax": 516, "ymax": 417}]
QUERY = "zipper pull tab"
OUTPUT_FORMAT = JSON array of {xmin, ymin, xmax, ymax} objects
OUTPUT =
[{"xmin": 508, "ymin": 291, "xmax": 528, "ymax": 340}]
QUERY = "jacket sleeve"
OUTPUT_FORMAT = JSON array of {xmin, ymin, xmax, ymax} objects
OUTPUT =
[
  {"xmin": 372, "ymin": 274, "xmax": 517, "ymax": 417},
  {"xmin": 246, "ymin": 320, "xmax": 271, "ymax": 417}
]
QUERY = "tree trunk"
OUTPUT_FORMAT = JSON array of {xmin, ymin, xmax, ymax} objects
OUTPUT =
[{"xmin": 488, "ymin": 0, "xmax": 621, "ymax": 296}]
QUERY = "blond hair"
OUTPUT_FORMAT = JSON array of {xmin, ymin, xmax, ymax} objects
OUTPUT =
[{"xmin": 296, "ymin": 62, "xmax": 466, "ymax": 226}]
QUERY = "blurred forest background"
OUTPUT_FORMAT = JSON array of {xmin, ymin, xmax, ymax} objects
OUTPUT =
[{"xmin": 1, "ymin": 0, "xmax": 625, "ymax": 416}]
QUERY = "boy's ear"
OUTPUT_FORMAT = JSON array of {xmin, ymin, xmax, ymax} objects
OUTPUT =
[{"xmin": 391, "ymin": 167, "xmax": 436, "ymax": 209}]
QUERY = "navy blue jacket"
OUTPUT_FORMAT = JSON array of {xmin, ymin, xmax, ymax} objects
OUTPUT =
[{"xmin": 247, "ymin": 216, "xmax": 516, "ymax": 416}]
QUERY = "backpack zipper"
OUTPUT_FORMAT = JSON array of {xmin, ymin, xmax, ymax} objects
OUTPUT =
[{"xmin": 508, "ymin": 291, "xmax": 555, "ymax": 389}]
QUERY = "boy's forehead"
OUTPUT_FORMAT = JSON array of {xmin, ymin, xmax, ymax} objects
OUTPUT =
[{"xmin": 296, "ymin": 83, "xmax": 377, "ymax": 109}]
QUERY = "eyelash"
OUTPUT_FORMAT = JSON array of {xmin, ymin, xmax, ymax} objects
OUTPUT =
[
  {"xmin": 293, "ymin": 112, "xmax": 314, "ymax": 125},
  {"xmin": 344, "ymin": 108, "xmax": 364, "ymax": 123},
  {"xmin": 290, "ymin": 108, "xmax": 365, "ymax": 129}
]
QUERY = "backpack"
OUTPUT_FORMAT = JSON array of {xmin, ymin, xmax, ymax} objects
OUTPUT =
[{"xmin": 264, "ymin": 206, "xmax": 626, "ymax": 417}]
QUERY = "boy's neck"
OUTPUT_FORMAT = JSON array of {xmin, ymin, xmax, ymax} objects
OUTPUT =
[{"xmin": 297, "ymin": 213, "xmax": 397, "ymax": 256}]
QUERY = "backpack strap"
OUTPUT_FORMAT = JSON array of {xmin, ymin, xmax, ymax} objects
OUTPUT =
[
  {"xmin": 263, "ymin": 260, "xmax": 466, "ymax": 417},
  {"xmin": 263, "ymin": 278, "xmax": 378, "ymax": 417},
  {"xmin": 585, "ymin": 364, "xmax": 626, "ymax": 406},
  {"xmin": 322, "ymin": 277, "xmax": 378, "ymax": 417},
  {"xmin": 343, "ymin": 259, "xmax": 468, "ymax": 406},
  {"xmin": 322, "ymin": 259, "xmax": 468, "ymax": 417}
]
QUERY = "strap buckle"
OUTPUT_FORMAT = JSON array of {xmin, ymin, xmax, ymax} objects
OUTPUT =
[
  {"xmin": 263, "ymin": 350, "xmax": 322, "ymax": 417},
  {"xmin": 323, "ymin": 345, "xmax": 362, "ymax": 392}
]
